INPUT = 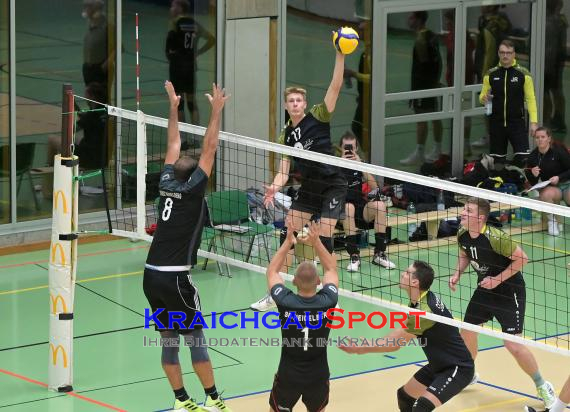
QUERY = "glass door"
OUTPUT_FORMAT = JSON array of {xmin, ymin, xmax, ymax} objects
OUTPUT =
[
  {"xmin": 461, "ymin": 1, "xmax": 534, "ymax": 166},
  {"xmin": 372, "ymin": 0, "xmax": 536, "ymax": 176}
]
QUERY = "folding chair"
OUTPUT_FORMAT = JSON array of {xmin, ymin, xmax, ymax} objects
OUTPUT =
[{"xmin": 203, "ymin": 190, "xmax": 273, "ymax": 270}]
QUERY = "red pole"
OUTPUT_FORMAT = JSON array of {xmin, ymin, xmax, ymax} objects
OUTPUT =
[{"xmin": 61, "ymin": 84, "xmax": 74, "ymax": 157}]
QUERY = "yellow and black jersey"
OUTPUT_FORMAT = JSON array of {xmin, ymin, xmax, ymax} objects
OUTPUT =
[
  {"xmin": 406, "ymin": 291, "xmax": 473, "ymax": 371},
  {"xmin": 457, "ymin": 225, "xmax": 525, "ymax": 289},
  {"xmin": 480, "ymin": 60, "xmax": 538, "ymax": 125},
  {"xmin": 278, "ymin": 103, "xmax": 340, "ymax": 179}
]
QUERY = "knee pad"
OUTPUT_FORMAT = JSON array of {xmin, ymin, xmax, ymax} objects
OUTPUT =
[
  {"xmin": 397, "ymin": 387, "xmax": 415, "ymax": 412},
  {"xmin": 280, "ymin": 227, "xmax": 295, "ymax": 249},
  {"xmin": 160, "ymin": 331, "xmax": 180, "ymax": 365},
  {"xmin": 412, "ymin": 397, "xmax": 435, "ymax": 411},
  {"xmin": 319, "ymin": 236, "xmax": 334, "ymax": 254},
  {"xmin": 182, "ymin": 328, "xmax": 210, "ymax": 363}
]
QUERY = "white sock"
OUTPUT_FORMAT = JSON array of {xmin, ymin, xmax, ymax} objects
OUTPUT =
[
  {"xmin": 550, "ymin": 398, "xmax": 567, "ymax": 412},
  {"xmin": 549, "ymin": 214, "xmax": 557, "ymax": 223},
  {"xmin": 417, "ymin": 144, "xmax": 425, "ymax": 153},
  {"xmin": 433, "ymin": 142, "xmax": 442, "ymax": 150}
]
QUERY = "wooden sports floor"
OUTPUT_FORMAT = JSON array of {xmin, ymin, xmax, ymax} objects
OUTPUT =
[{"xmin": 1, "ymin": 233, "xmax": 568, "ymax": 411}]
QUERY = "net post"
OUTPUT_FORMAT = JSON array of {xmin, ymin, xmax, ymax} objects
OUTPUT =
[
  {"xmin": 47, "ymin": 84, "xmax": 77, "ymax": 392},
  {"xmin": 136, "ymin": 110, "xmax": 147, "ymax": 238},
  {"xmin": 61, "ymin": 84, "xmax": 74, "ymax": 157}
]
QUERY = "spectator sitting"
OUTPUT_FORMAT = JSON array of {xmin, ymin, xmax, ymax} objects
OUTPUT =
[
  {"xmin": 525, "ymin": 126, "xmax": 570, "ymax": 235},
  {"xmin": 338, "ymin": 131, "xmax": 396, "ymax": 272}
]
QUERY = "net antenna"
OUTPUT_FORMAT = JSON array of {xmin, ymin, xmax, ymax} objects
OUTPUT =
[
  {"xmin": 135, "ymin": 13, "xmax": 141, "ymax": 111},
  {"xmin": 103, "ymin": 104, "xmax": 570, "ymax": 358}
]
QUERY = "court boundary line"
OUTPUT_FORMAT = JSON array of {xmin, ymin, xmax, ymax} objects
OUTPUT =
[
  {"xmin": 77, "ymin": 363, "xmax": 241, "ymax": 396},
  {"xmin": 0, "ymin": 368, "xmax": 127, "ymax": 411},
  {"xmin": 153, "ymin": 332, "xmax": 570, "ymax": 412},
  {"xmin": 0, "ymin": 243, "xmax": 148, "ymax": 270}
]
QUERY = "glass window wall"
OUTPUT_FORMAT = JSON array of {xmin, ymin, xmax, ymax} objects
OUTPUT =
[
  {"xmin": 286, "ymin": 0, "xmax": 373, "ymax": 160},
  {"xmin": 0, "ymin": 0, "xmax": 9, "ymax": 224}
]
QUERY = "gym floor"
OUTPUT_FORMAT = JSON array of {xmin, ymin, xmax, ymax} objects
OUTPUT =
[{"xmin": 1, "ymin": 233, "xmax": 568, "ymax": 411}]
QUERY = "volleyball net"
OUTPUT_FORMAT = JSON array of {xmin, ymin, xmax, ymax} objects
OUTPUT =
[{"xmin": 80, "ymin": 102, "xmax": 570, "ymax": 357}]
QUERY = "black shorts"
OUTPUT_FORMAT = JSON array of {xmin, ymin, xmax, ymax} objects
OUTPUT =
[
  {"xmin": 169, "ymin": 61, "xmax": 196, "ymax": 94},
  {"xmin": 489, "ymin": 118, "xmax": 529, "ymax": 158},
  {"xmin": 414, "ymin": 364, "xmax": 474, "ymax": 404},
  {"xmin": 291, "ymin": 176, "xmax": 347, "ymax": 220},
  {"xmin": 411, "ymin": 97, "xmax": 440, "ymax": 114},
  {"xmin": 143, "ymin": 268, "xmax": 202, "ymax": 332},
  {"xmin": 269, "ymin": 374, "xmax": 329, "ymax": 412},
  {"xmin": 351, "ymin": 202, "xmax": 374, "ymax": 230},
  {"xmin": 464, "ymin": 284, "xmax": 526, "ymax": 334}
]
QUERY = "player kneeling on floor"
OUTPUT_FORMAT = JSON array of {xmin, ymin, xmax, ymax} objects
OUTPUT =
[{"xmin": 340, "ymin": 261, "xmax": 474, "ymax": 411}]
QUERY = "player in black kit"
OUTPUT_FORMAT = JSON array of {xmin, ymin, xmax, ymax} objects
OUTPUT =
[
  {"xmin": 340, "ymin": 261, "xmax": 474, "ymax": 411},
  {"xmin": 143, "ymin": 81, "xmax": 232, "ymax": 412},
  {"xmin": 251, "ymin": 42, "xmax": 347, "ymax": 312},
  {"xmin": 266, "ymin": 220, "xmax": 339, "ymax": 412},
  {"xmin": 166, "ymin": 0, "xmax": 215, "ymax": 123},
  {"xmin": 449, "ymin": 197, "xmax": 556, "ymax": 409}
]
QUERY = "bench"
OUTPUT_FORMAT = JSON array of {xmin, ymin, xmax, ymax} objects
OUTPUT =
[{"xmin": 386, "ymin": 202, "xmax": 504, "ymax": 240}]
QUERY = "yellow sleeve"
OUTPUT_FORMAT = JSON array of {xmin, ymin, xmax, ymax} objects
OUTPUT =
[
  {"xmin": 310, "ymin": 103, "xmax": 332, "ymax": 123},
  {"xmin": 277, "ymin": 127, "xmax": 289, "ymax": 160},
  {"xmin": 479, "ymin": 74, "xmax": 491, "ymax": 104},
  {"xmin": 524, "ymin": 74, "xmax": 538, "ymax": 123}
]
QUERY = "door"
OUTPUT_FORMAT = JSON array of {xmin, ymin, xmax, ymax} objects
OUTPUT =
[{"xmin": 371, "ymin": 0, "xmax": 536, "ymax": 176}]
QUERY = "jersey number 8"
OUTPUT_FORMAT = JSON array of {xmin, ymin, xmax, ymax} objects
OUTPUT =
[{"xmin": 162, "ymin": 198, "xmax": 173, "ymax": 221}]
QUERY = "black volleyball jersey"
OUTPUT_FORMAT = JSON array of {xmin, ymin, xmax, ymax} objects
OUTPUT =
[
  {"xmin": 342, "ymin": 168, "xmax": 365, "ymax": 206},
  {"xmin": 270, "ymin": 283, "xmax": 338, "ymax": 384},
  {"xmin": 146, "ymin": 165, "xmax": 208, "ymax": 267},
  {"xmin": 457, "ymin": 225, "xmax": 524, "ymax": 289},
  {"xmin": 278, "ymin": 103, "xmax": 340, "ymax": 180},
  {"xmin": 166, "ymin": 16, "xmax": 201, "ymax": 62},
  {"xmin": 406, "ymin": 291, "xmax": 474, "ymax": 371}
]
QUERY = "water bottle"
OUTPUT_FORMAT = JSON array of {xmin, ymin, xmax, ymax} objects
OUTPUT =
[
  {"xmin": 484, "ymin": 94, "xmax": 493, "ymax": 116},
  {"xmin": 436, "ymin": 190, "xmax": 445, "ymax": 212},
  {"xmin": 514, "ymin": 207, "xmax": 521, "ymax": 220},
  {"xmin": 407, "ymin": 202, "xmax": 417, "ymax": 239}
]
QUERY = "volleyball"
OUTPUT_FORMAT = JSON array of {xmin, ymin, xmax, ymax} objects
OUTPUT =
[{"xmin": 332, "ymin": 27, "xmax": 359, "ymax": 55}]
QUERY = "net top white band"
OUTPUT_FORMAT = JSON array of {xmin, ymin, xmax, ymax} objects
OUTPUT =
[{"xmin": 107, "ymin": 104, "xmax": 570, "ymax": 218}]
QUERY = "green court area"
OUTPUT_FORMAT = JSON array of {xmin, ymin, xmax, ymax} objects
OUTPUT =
[{"xmin": 1, "ymin": 229, "xmax": 568, "ymax": 411}]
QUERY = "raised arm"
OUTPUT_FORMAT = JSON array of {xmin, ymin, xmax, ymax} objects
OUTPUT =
[
  {"xmin": 323, "ymin": 51, "xmax": 346, "ymax": 113},
  {"xmin": 266, "ymin": 223, "xmax": 297, "ymax": 290},
  {"xmin": 298, "ymin": 221, "xmax": 338, "ymax": 287},
  {"xmin": 164, "ymin": 80, "xmax": 182, "ymax": 165},
  {"xmin": 197, "ymin": 83, "xmax": 230, "ymax": 176}
]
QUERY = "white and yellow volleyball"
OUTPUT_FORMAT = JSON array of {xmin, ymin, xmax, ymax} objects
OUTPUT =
[{"xmin": 332, "ymin": 26, "xmax": 359, "ymax": 55}]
